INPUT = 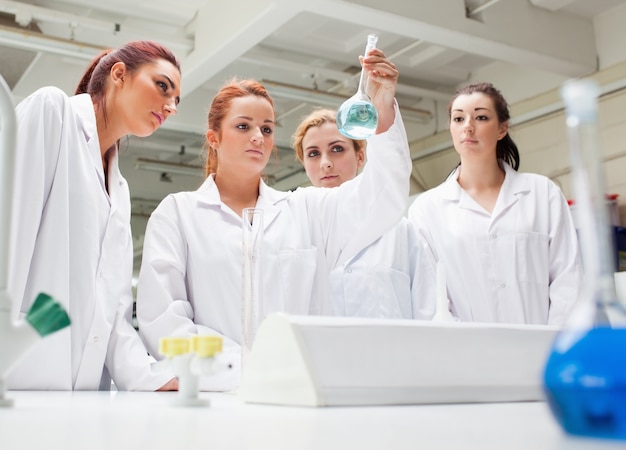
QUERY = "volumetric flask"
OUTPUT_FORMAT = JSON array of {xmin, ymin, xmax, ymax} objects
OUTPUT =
[
  {"xmin": 336, "ymin": 34, "xmax": 379, "ymax": 139},
  {"xmin": 543, "ymin": 78, "xmax": 626, "ymax": 441}
]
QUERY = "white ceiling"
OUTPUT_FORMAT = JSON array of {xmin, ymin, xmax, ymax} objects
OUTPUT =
[{"xmin": 1, "ymin": 0, "xmax": 625, "ymax": 221}]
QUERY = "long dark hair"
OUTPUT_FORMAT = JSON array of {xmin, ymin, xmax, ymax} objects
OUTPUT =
[
  {"xmin": 75, "ymin": 40, "xmax": 181, "ymax": 125},
  {"xmin": 448, "ymin": 82, "xmax": 520, "ymax": 171}
]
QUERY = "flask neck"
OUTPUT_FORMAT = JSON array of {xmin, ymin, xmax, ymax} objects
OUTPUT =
[
  {"xmin": 356, "ymin": 34, "xmax": 378, "ymax": 98},
  {"xmin": 561, "ymin": 79, "xmax": 626, "ymax": 327}
]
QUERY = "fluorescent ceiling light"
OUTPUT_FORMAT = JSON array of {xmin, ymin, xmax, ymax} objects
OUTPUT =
[
  {"xmin": 262, "ymin": 79, "xmax": 432, "ymax": 123},
  {"xmin": 135, "ymin": 157, "xmax": 204, "ymax": 178},
  {"xmin": 263, "ymin": 79, "xmax": 348, "ymax": 108},
  {"xmin": 0, "ymin": 24, "xmax": 102, "ymax": 60}
]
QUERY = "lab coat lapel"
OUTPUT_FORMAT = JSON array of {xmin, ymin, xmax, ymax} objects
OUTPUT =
[
  {"xmin": 256, "ymin": 179, "xmax": 286, "ymax": 231},
  {"xmin": 195, "ymin": 176, "xmax": 285, "ymax": 230},
  {"xmin": 105, "ymin": 149, "xmax": 127, "ymax": 216},
  {"xmin": 195, "ymin": 175, "xmax": 222, "ymax": 207},
  {"xmin": 490, "ymin": 164, "xmax": 528, "ymax": 224},
  {"xmin": 70, "ymin": 94, "xmax": 108, "ymax": 196},
  {"xmin": 440, "ymin": 168, "xmax": 486, "ymax": 213}
]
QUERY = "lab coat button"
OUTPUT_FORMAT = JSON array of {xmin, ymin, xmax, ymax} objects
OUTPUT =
[
  {"xmin": 500, "ymin": 283, "xmax": 506, "ymax": 289},
  {"xmin": 491, "ymin": 233, "xmax": 497, "ymax": 239},
  {"xmin": 346, "ymin": 268, "xmax": 352, "ymax": 273},
  {"xmin": 93, "ymin": 336, "xmax": 99, "ymax": 343}
]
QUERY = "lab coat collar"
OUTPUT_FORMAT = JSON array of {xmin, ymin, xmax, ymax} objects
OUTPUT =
[
  {"xmin": 440, "ymin": 162, "xmax": 530, "ymax": 216},
  {"xmin": 196, "ymin": 175, "xmax": 288, "ymax": 229},
  {"xmin": 69, "ymin": 93, "xmax": 97, "ymax": 144},
  {"xmin": 196, "ymin": 174, "xmax": 222, "ymax": 205},
  {"xmin": 255, "ymin": 179, "xmax": 289, "ymax": 229},
  {"xmin": 69, "ymin": 93, "xmax": 108, "ymax": 193},
  {"xmin": 258, "ymin": 177, "xmax": 290, "ymax": 204},
  {"xmin": 490, "ymin": 162, "xmax": 530, "ymax": 221},
  {"xmin": 440, "ymin": 165, "xmax": 463, "ymax": 202},
  {"xmin": 105, "ymin": 149, "xmax": 126, "ymax": 213}
]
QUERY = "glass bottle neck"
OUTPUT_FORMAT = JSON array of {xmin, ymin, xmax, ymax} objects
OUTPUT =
[{"xmin": 356, "ymin": 34, "xmax": 378, "ymax": 97}]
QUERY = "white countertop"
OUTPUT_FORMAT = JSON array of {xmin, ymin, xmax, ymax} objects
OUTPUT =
[{"xmin": 0, "ymin": 391, "xmax": 624, "ymax": 450}]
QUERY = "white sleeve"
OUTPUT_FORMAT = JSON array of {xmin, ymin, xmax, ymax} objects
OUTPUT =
[
  {"xmin": 135, "ymin": 196, "xmax": 241, "ymax": 391},
  {"xmin": 407, "ymin": 222, "xmax": 438, "ymax": 320},
  {"xmin": 104, "ymin": 193, "xmax": 176, "ymax": 391},
  {"xmin": 9, "ymin": 88, "xmax": 64, "ymax": 315},
  {"xmin": 315, "ymin": 102, "xmax": 412, "ymax": 268},
  {"xmin": 546, "ymin": 183, "xmax": 584, "ymax": 325},
  {"xmin": 105, "ymin": 284, "xmax": 177, "ymax": 391}
]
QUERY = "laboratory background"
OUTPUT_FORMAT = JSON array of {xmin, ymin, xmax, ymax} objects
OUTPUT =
[
  {"xmin": 2, "ymin": 1, "xmax": 626, "ymax": 449},
  {"xmin": 1, "ymin": 0, "xmax": 626, "ymax": 280}
]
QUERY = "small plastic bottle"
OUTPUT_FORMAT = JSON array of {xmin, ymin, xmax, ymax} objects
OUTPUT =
[{"xmin": 159, "ymin": 335, "xmax": 230, "ymax": 406}]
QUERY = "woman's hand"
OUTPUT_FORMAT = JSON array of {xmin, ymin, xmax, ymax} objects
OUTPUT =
[
  {"xmin": 156, "ymin": 377, "xmax": 179, "ymax": 391},
  {"xmin": 361, "ymin": 48, "xmax": 399, "ymax": 133}
]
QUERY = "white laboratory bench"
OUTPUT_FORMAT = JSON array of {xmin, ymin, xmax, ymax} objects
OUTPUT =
[{"xmin": 0, "ymin": 391, "xmax": 624, "ymax": 450}]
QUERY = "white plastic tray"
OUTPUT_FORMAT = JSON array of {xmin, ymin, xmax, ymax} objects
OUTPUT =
[{"xmin": 241, "ymin": 313, "xmax": 558, "ymax": 407}]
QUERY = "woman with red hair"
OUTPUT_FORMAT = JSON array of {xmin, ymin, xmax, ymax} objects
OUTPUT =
[
  {"xmin": 7, "ymin": 41, "xmax": 180, "ymax": 391},
  {"xmin": 136, "ymin": 48, "xmax": 412, "ymax": 391}
]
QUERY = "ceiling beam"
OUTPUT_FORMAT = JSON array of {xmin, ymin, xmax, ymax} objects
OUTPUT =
[
  {"xmin": 305, "ymin": 0, "xmax": 597, "ymax": 77},
  {"xmin": 0, "ymin": 0, "xmax": 192, "ymax": 53},
  {"xmin": 181, "ymin": 0, "xmax": 304, "ymax": 97}
]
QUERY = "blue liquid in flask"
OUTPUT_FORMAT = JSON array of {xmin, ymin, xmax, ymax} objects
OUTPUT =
[
  {"xmin": 337, "ymin": 100, "xmax": 378, "ymax": 140},
  {"xmin": 544, "ymin": 326, "xmax": 626, "ymax": 440}
]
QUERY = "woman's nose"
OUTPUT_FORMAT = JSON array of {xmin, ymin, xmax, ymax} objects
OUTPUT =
[
  {"xmin": 251, "ymin": 131, "xmax": 264, "ymax": 145},
  {"xmin": 321, "ymin": 157, "xmax": 332, "ymax": 169},
  {"xmin": 164, "ymin": 102, "xmax": 177, "ymax": 116}
]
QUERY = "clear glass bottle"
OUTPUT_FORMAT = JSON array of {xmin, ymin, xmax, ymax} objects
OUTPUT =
[
  {"xmin": 336, "ymin": 34, "xmax": 379, "ymax": 139},
  {"xmin": 543, "ymin": 78, "xmax": 626, "ymax": 440},
  {"xmin": 241, "ymin": 207, "xmax": 264, "ymax": 369}
]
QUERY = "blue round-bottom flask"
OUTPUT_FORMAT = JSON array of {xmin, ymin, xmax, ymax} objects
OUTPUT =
[{"xmin": 543, "ymin": 326, "xmax": 626, "ymax": 440}]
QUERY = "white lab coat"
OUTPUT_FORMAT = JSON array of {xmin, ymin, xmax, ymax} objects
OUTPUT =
[
  {"xmin": 136, "ymin": 105, "xmax": 411, "ymax": 390},
  {"xmin": 408, "ymin": 163, "xmax": 583, "ymax": 325},
  {"xmin": 329, "ymin": 217, "xmax": 437, "ymax": 319},
  {"xmin": 6, "ymin": 87, "xmax": 170, "ymax": 391}
]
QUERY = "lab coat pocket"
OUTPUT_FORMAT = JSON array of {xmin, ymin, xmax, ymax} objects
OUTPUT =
[
  {"xmin": 342, "ymin": 266, "xmax": 410, "ymax": 318},
  {"xmin": 275, "ymin": 247, "xmax": 318, "ymax": 314},
  {"xmin": 513, "ymin": 232, "xmax": 550, "ymax": 284}
]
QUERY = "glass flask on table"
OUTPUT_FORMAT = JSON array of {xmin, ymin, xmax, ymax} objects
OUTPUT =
[
  {"xmin": 336, "ymin": 34, "xmax": 379, "ymax": 139},
  {"xmin": 543, "ymin": 78, "xmax": 626, "ymax": 440}
]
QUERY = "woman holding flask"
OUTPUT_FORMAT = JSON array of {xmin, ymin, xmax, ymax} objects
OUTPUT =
[{"xmin": 136, "ymin": 48, "xmax": 411, "ymax": 390}]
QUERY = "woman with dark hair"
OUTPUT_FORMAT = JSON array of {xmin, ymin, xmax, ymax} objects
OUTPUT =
[
  {"xmin": 7, "ymin": 41, "xmax": 181, "ymax": 391},
  {"xmin": 136, "ymin": 48, "xmax": 412, "ymax": 390},
  {"xmin": 408, "ymin": 82, "xmax": 582, "ymax": 325}
]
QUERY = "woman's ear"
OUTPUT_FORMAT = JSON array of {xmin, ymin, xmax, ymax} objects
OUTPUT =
[
  {"xmin": 206, "ymin": 129, "xmax": 218, "ymax": 149},
  {"xmin": 498, "ymin": 120, "xmax": 509, "ymax": 140},
  {"xmin": 110, "ymin": 62, "xmax": 127, "ymax": 87},
  {"xmin": 356, "ymin": 148, "xmax": 366, "ymax": 169}
]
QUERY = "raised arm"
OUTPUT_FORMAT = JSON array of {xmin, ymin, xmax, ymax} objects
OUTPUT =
[{"xmin": 317, "ymin": 50, "xmax": 411, "ymax": 268}]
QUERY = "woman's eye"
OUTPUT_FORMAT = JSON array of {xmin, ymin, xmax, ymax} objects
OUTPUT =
[
  {"xmin": 157, "ymin": 81, "xmax": 168, "ymax": 92},
  {"xmin": 237, "ymin": 123, "xmax": 249, "ymax": 130},
  {"xmin": 331, "ymin": 145, "xmax": 344, "ymax": 153},
  {"xmin": 306, "ymin": 150, "xmax": 319, "ymax": 158},
  {"xmin": 476, "ymin": 115, "xmax": 489, "ymax": 121},
  {"xmin": 262, "ymin": 126, "xmax": 273, "ymax": 135},
  {"xmin": 452, "ymin": 116, "xmax": 462, "ymax": 123}
]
